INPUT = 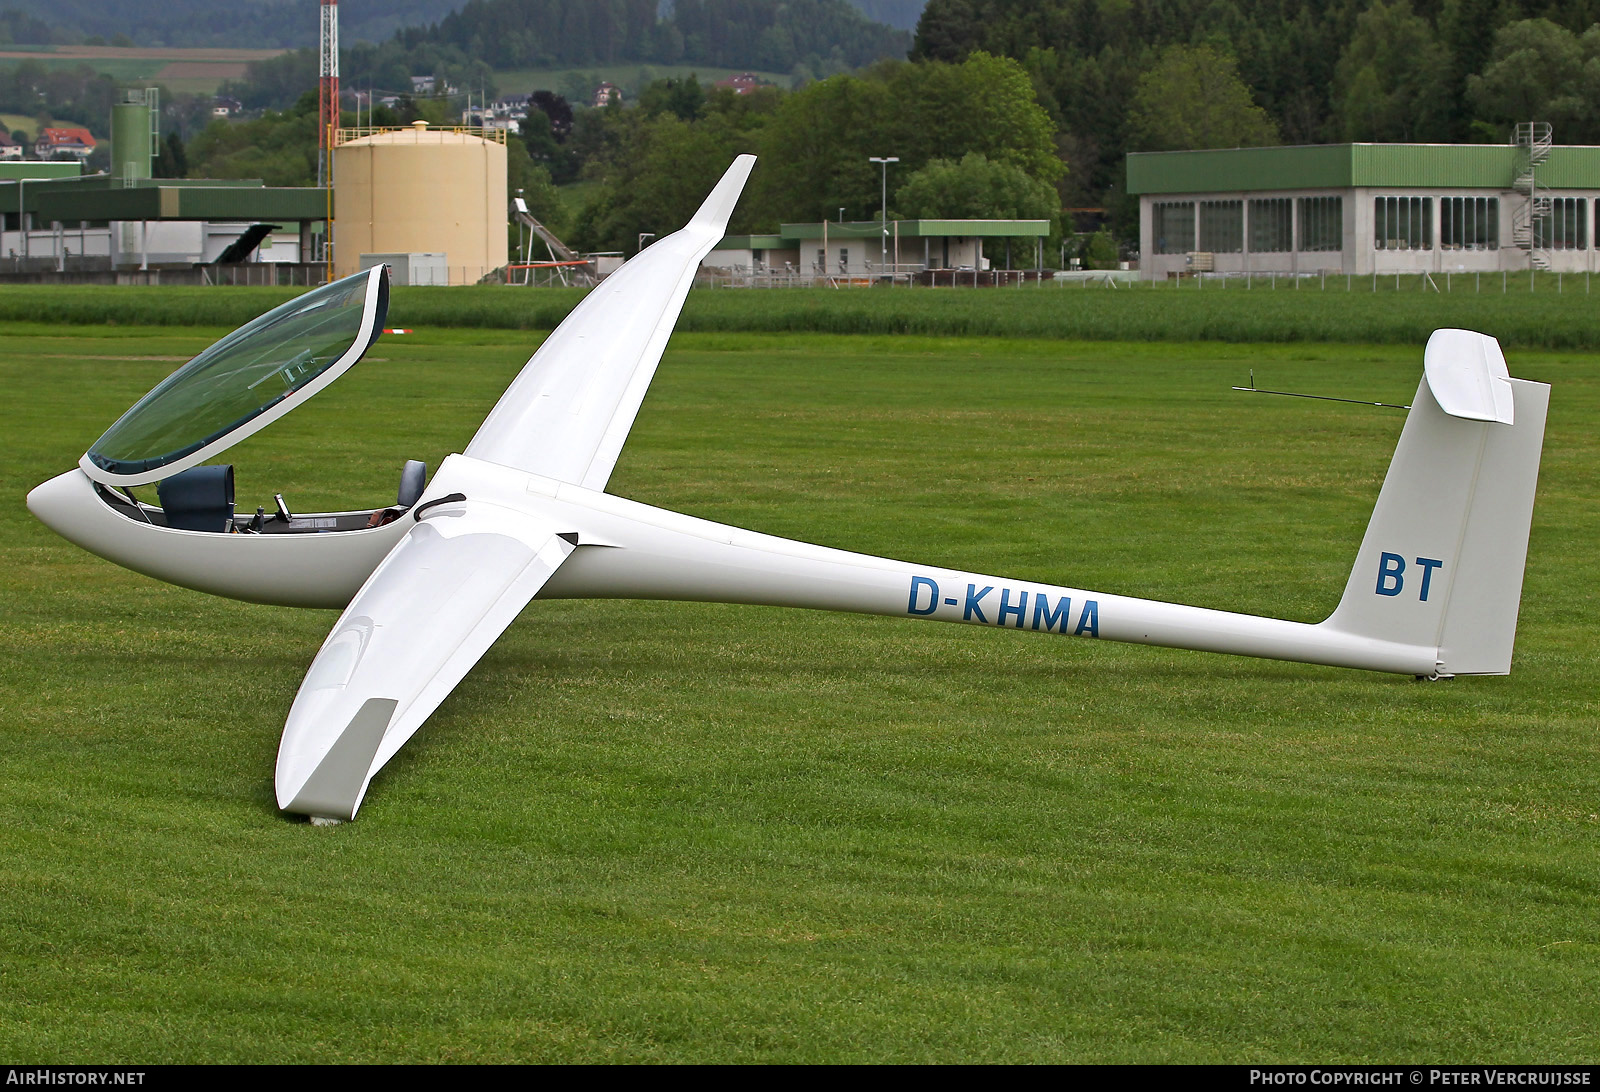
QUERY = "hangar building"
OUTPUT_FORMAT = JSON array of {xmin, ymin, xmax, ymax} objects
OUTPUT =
[{"xmin": 1129, "ymin": 128, "xmax": 1600, "ymax": 280}]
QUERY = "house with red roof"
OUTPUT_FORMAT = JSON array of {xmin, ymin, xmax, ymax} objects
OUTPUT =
[
  {"xmin": 35, "ymin": 128, "xmax": 96, "ymax": 160},
  {"xmin": 714, "ymin": 73, "xmax": 773, "ymax": 95}
]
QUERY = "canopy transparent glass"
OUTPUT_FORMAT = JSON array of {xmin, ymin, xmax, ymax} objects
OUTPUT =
[{"xmin": 87, "ymin": 268, "xmax": 386, "ymax": 478}]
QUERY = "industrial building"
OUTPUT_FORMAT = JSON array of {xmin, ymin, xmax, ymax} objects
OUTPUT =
[
  {"xmin": 1128, "ymin": 128, "xmax": 1600, "ymax": 280},
  {"xmin": 333, "ymin": 121, "xmax": 508, "ymax": 286},
  {"xmin": 1, "ymin": 2, "xmax": 515, "ymax": 286},
  {"xmin": 707, "ymin": 218, "xmax": 1052, "ymax": 280},
  {"xmin": 1, "ymin": 90, "xmax": 329, "ymax": 280},
  {"xmin": 2, "ymin": 95, "xmax": 512, "ymax": 285},
  {"xmin": 1, "ymin": 168, "xmax": 327, "ymax": 273}
]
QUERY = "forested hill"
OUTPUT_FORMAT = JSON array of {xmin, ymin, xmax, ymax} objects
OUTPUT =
[
  {"xmin": 399, "ymin": 0, "xmax": 911, "ymax": 72},
  {"xmin": 912, "ymin": 0, "xmax": 1600, "ymax": 206},
  {"xmin": 0, "ymin": 0, "xmax": 466, "ymax": 47},
  {"xmin": 0, "ymin": 0, "xmax": 922, "ymax": 48}
]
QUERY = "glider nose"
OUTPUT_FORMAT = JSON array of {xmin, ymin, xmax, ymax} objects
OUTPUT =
[{"xmin": 26, "ymin": 470, "xmax": 89, "ymax": 542}]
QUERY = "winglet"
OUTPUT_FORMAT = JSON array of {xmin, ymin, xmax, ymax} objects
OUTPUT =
[
  {"xmin": 688, "ymin": 153, "xmax": 757, "ymax": 235},
  {"xmin": 281, "ymin": 697, "xmax": 397, "ymax": 821},
  {"xmin": 1424, "ymin": 329, "xmax": 1515, "ymax": 424}
]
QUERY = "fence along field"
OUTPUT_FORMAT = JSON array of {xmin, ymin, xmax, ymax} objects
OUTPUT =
[{"xmin": 4, "ymin": 274, "xmax": 1600, "ymax": 348}]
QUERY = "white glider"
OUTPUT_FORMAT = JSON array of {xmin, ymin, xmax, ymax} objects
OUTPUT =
[{"xmin": 28, "ymin": 155, "xmax": 1550, "ymax": 822}]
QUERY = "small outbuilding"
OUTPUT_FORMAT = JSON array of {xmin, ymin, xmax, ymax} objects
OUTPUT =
[{"xmin": 707, "ymin": 219, "xmax": 1051, "ymax": 280}]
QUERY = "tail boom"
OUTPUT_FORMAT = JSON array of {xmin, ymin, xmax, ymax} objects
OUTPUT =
[
  {"xmin": 546, "ymin": 536, "xmax": 1441, "ymax": 674},
  {"xmin": 433, "ymin": 455, "xmax": 1444, "ymax": 675}
]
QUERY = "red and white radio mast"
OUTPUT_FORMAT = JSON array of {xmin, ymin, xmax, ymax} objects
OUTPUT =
[
  {"xmin": 318, "ymin": 0, "xmax": 339, "ymax": 276},
  {"xmin": 318, "ymin": 0, "xmax": 339, "ymax": 188}
]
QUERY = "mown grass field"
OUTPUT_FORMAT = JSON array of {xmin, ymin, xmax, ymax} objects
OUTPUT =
[
  {"xmin": 0, "ymin": 113, "xmax": 38, "ymax": 140},
  {"xmin": 2, "ymin": 320, "xmax": 1597, "ymax": 1062},
  {"xmin": 0, "ymin": 45, "xmax": 283, "ymax": 95},
  {"xmin": 5, "ymin": 275, "xmax": 1600, "ymax": 348}
]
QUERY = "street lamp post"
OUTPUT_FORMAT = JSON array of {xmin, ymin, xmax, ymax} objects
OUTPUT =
[{"xmin": 868, "ymin": 155, "xmax": 898, "ymax": 274}]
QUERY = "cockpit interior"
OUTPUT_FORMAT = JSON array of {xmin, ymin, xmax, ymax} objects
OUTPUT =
[{"xmin": 79, "ymin": 264, "xmax": 425, "ymax": 537}]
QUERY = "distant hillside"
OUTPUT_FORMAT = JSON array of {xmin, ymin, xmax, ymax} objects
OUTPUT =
[
  {"xmin": 0, "ymin": 0, "xmax": 467, "ymax": 48},
  {"xmin": 401, "ymin": 0, "xmax": 910, "ymax": 73},
  {"xmin": 1, "ymin": 0, "xmax": 922, "ymax": 48}
]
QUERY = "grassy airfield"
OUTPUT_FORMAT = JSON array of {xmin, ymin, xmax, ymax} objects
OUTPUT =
[{"xmin": 1, "ymin": 318, "xmax": 1596, "ymax": 1062}]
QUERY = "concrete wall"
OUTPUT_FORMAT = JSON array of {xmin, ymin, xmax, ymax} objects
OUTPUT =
[
  {"xmin": 704, "ymin": 246, "xmax": 804, "ymax": 274},
  {"xmin": 711, "ymin": 235, "xmax": 1021, "ymax": 276}
]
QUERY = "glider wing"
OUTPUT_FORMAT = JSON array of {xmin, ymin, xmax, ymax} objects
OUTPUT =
[
  {"xmin": 464, "ymin": 154, "xmax": 756, "ymax": 491},
  {"xmin": 274, "ymin": 500, "xmax": 575, "ymax": 821}
]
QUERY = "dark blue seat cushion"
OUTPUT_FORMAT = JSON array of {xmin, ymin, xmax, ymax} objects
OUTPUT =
[{"xmin": 158, "ymin": 465, "xmax": 235, "ymax": 533}]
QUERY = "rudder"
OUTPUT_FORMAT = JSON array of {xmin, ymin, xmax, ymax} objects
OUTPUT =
[{"xmin": 1322, "ymin": 330, "xmax": 1549, "ymax": 676}]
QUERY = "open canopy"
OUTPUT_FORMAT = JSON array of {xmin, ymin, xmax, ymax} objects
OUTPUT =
[{"xmin": 82, "ymin": 265, "xmax": 388, "ymax": 486}]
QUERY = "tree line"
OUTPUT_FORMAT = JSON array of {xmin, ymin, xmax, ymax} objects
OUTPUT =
[
  {"xmin": 559, "ymin": 53, "xmax": 1061, "ymax": 258},
  {"xmin": 218, "ymin": 0, "xmax": 911, "ymax": 114},
  {"xmin": 912, "ymin": 0, "xmax": 1600, "ymax": 215}
]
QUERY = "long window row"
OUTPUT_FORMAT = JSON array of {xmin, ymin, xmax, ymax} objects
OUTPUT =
[
  {"xmin": 1378, "ymin": 195, "xmax": 1591, "ymax": 251},
  {"xmin": 1376, "ymin": 196, "xmax": 1501, "ymax": 250},
  {"xmin": 1375, "ymin": 196, "xmax": 1433, "ymax": 250},
  {"xmin": 1158, "ymin": 196, "xmax": 1596, "ymax": 255},
  {"xmin": 1152, "ymin": 196, "xmax": 1347, "ymax": 255}
]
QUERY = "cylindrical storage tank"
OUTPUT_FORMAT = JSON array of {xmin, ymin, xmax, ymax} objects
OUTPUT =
[
  {"xmin": 333, "ymin": 121, "xmax": 508, "ymax": 286},
  {"xmin": 111, "ymin": 96, "xmax": 151, "ymax": 181}
]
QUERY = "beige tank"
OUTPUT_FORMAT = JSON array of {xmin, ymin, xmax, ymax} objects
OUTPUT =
[{"xmin": 333, "ymin": 121, "xmax": 507, "ymax": 285}]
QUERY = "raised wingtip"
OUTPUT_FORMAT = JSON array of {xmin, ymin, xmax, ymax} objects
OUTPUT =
[
  {"xmin": 688, "ymin": 154, "xmax": 757, "ymax": 235},
  {"xmin": 1424, "ymin": 328, "xmax": 1515, "ymax": 425},
  {"xmin": 277, "ymin": 696, "xmax": 398, "ymax": 821}
]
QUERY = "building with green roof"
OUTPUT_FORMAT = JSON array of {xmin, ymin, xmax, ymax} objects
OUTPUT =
[
  {"xmin": 3, "ymin": 90, "xmax": 333, "ymax": 278},
  {"xmin": 1126, "ymin": 139, "xmax": 1600, "ymax": 280},
  {"xmin": 709, "ymin": 219, "xmax": 1051, "ymax": 280}
]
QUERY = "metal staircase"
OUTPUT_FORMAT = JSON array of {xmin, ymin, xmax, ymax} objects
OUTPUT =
[{"xmin": 1511, "ymin": 121, "xmax": 1552, "ymax": 270}]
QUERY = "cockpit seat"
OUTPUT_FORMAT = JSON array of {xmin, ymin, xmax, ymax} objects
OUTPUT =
[
  {"xmin": 158, "ymin": 465, "xmax": 235, "ymax": 532},
  {"xmin": 397, "ymin": 460, "xmax": 427, "ymax": 508}
]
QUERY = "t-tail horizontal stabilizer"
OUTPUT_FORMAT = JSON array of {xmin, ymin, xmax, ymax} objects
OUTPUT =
[{"xmin": 1321, "ymin": 329, "xmax": 1548, "ymax": 676}]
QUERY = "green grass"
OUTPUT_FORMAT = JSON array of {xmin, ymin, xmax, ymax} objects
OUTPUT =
[
  {"xmin": 0, "ymin": 56, "xmax": 168, "ymax": 80},
  {"xmin": 2, "ymin": 324, "xmax": 1597, "ymax": 1061},
  {"xmin": 5, "ymin": 277, "xmax": 1600, "ymax": 349},
  {"xmin": 1, "ymin": 112, "xmax": 37, "ymax": 140},
  {"xmin": 555, "ymin": 179, "xmax": 603, "ymax": 225}
]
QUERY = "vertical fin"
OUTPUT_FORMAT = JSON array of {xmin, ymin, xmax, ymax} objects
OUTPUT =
[{"xmin": 1321, "ymin": 331, "xmax": 1548, "ymax": 675}]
